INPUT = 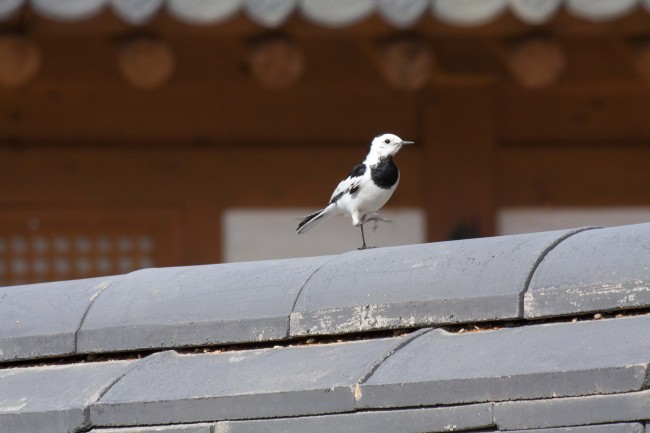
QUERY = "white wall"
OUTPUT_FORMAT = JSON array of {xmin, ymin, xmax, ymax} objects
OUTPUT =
[
  {"xmin": 223, "ymin": 208, "xmax": 426, "ymax": 262},
  {"xmin": 498, "ymin": 207, "xmax": 650, "ymax": 235}
]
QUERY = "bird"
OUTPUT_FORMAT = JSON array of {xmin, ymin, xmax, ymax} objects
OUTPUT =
[{"xmin": 296, "ymin": 133, "xmax": 413, "ymax": 249}]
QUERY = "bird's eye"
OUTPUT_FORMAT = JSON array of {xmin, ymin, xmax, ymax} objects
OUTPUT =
[{"xmin": 384, "ymin": 139, "xmax": 390, "ymax": 144}]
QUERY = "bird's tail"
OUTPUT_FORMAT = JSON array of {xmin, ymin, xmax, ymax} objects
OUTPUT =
[{"xmin": 297, "ymin": 204, "xmax": 337, "ymax": 234}]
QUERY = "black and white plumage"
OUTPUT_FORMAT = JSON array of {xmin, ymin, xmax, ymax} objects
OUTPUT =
[{"xmin": 296, "ymin": 133, "xmax": 413, "ymax": 249}]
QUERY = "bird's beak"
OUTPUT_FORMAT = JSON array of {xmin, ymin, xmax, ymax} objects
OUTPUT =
[{"xmin": 400, "ymin": 141, "xmax": 414, "ymax": 146}]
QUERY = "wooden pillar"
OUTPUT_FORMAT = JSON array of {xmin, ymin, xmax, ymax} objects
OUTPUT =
[
  {"xmin": 422, "ymin": 85, "xmax": 497, "ymax": 241},
  {"xmin": 633, "ymin": 41, "xmax": 650, "ymax": 83}
]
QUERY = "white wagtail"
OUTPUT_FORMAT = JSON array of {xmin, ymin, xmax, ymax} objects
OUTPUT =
[{"xmin": 297, "ymin": 133, "xmax": 413, "ymax": 249}]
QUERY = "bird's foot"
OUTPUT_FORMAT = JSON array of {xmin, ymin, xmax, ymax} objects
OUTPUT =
[
  {"xmin": 364, "ymin": 213, "xmax": 392, "ymax": 224},
  {"xmin": 358, "ymin": 245, "xmax": 377, "ymax": 250},
  {"xmin": 364, "ymin": 213, "xmax": 392, "ymax": 232}
]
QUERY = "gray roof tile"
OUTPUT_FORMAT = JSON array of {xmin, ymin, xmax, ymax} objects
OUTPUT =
[
  {"xmin": 78, "ymin": 257, "xmax": 330, "ymax": 354},
  {"xmin": 526, "ymin": 223, "xmax": 650, "ymax": 318},
  {"xmin": 214, "ymin": 403, "xmax": 494, "ymax": 433},
  {"xmin": 90, "ymin": 336, "xmax": 409, "ymax": 427},
  {"xmin": 494, "ymin": 390, "xmax": 650, "ymax": 430},
  {"xmin": 483, "ymin": 423, "xmax": 644, "ymax": 433},
  {"xmin": 0, "ymin": 361, "xmax": 134, "ymax": 433},
  {"xmin": 5, "ymin": 223, "xmax": 650, "ymax": 433},
  {"xmin": 290, "ymin": 228, "xmax": 590, "ymax": 336},
  {"xmin": 90, "ymin": 425, "xmax": 214, "ymax": 433},
  {"xmin": 0, "ymin": 277, "xmax": 115, "ymax": 362},
  {"xmin": 358, "ymin": 315, "xmax": 650, "ymax": 409}
]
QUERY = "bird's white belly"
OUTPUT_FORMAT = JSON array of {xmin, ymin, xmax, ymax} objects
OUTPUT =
[{"xmin": 335, "ymin": 178, "xmax": 398, "ymax": 224}]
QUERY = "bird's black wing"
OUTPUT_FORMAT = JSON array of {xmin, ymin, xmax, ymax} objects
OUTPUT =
[
  {"xmin": 346, "ymin": 163, "xmax": 367, "ymax": 179},
  {"xmin": 329, "ymin": 163, "xmax": 366, "ymax": 204}
]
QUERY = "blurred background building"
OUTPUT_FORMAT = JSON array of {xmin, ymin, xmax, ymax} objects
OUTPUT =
[{"xmin": 1, "ymin": 0, "xmax": 650, "ymax": 285}]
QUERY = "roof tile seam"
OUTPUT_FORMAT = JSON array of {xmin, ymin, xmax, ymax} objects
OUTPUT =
[
  {"xmin": 85, "ymin": 358, "xmax": 148, "ymax": 427},
  {"xmin": 643, "ymin": 363, "xmax": 650, "ymax": 390},
  {"xmin": 6, "ymin": 306, "xmax": 650, "ymax": 369},
  {"xmin": 494, "ymin": 387, "xmax": 650, "ymax": 405},
  {"xmin": 73, "ymin": 277, "xmax": 123, "ymax": 353},
  {"xmin": 82, "ymin": 421, "xmax": 219, "ymax": 432},
  {"xmin": 82, "ymin": 401, "xmax": 646, "ymax": 429},
  {"xmin": 288, "ymin": 292, "xmax": 527, "ymax": 338},
  {"xmin": 351, "ymin": 379, "xmax": 649, "ymax": 413},
  {"xmin": 0, "ymin": 327, "xmax": 416, "ymax": 369},
  {"xmin": 356, "ymin": 327, "xmax": 435, "ymax": 388},
  {"xmin": 214, "ymin": 402, "xmax": 495, "ymax": 424},
  {"xmin": 5, "ymin": 309, "xmax": 650, "ymax": 369},
  {"xmin": 71, "ymin": 403, "xmax": 500, "ymax": 432},
  {"xmin": 287, "ymin": 254, "xmax": 342, "ymax": 336},
  {"xmin": 518, "ymin": 226, "xmax": 603, "ymax": 315},
  {"xmin": 79, "ymin": 406, "xmax": 92, "ymax": 433},
  {"xmin": 93, "ymin": 402, "xmax": 495, "ymax": 429},
  {"xmin": 81, "ymin": 422, "xmax": 219, "ymax": 432}
]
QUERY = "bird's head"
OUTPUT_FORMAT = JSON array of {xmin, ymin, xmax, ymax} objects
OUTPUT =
[{"xmin": 368, "ymin": 133, "xmax": 414, "ymax": 158}]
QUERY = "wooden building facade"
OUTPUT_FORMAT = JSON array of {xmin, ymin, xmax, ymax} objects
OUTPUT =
[{"xmin": 2, "ymin": 0, "xmax": 650, "ymax": 285}]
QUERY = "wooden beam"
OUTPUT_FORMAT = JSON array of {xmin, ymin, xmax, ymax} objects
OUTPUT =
[
  {"xmin": 499, "ymin": 143, "xmax": 650, "ymax": 207},
  {"xmin": 9, "ymin": 6, "xmax": 650, "ymax": 39},
  {"xmin": 501, "ymin": 85, "xmax": 650, "ymax": 142},
  {"xmin": 0, "ymin": 34, "xmax": 419, "ymax": 142},
  {"xmin": 632, "ymin": 40, "xmax": 650, "ymax": 83},
  {"xmin": 0, "ymin": 145, "xmax": 423, "ymax": 207}
]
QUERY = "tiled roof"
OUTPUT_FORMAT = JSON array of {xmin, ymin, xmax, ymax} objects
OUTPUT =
[
  {"xmin": 2, "ymin": 223, "xmax": 650, "ymax": 433},
  {"xmin": 0, "ymin": 0, "xmax": 647, "ymax": 27}
]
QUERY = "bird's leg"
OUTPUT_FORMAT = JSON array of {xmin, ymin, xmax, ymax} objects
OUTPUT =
[
  {"xmin": 358, "ymin": 220, "xmax": 377, "ymax": 250},
  {"xmin": 359, "ymin": 224, "xmax": 368, "ymax": 250},
  {"xmin": 356, "ymin": 215, "xmax": 375, "ymax": 250}
]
